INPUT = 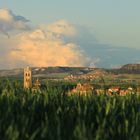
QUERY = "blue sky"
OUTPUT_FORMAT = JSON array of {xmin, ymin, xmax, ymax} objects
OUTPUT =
[
  {"xmin": 2, "ymin": 0, "xmax": 140, "ymax": 25},
  {"xmin": 0, "ymin": 0, "xmax": 140, "ymax": 68},
  {"xmin": 1, "ymin": 0, "xmax": 140, "ymax": 48}
]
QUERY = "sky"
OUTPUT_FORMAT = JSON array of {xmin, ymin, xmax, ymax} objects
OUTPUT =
[{"xmin": 0, "ymin": 0, "xmax": 140, "ymax": 69}]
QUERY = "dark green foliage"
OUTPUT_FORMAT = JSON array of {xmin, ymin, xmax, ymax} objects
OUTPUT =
[{"xmin": 0, "ymin": 79, "xmax": 139, "ymax": 140}]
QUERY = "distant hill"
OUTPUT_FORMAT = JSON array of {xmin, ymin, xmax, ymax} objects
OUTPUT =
[
  {"xmin": 0, "ymin": 67, "xmax": 94, "ymax": 78},
  {"xmin": 87, "ymin": 69, "xmax": 109, "ymax": 76},
  {"xmin": 109, "ymin": 64, "xmax": 140, "ymax": 74},
  {"xmin": 121, "ymin": 64, "xmax": 140, "ymax": 70},
  {"xmin": 0, "ymin": 69, "xmax": 23, "ymax": 77},
  {"xmin": 0, "ymin": 64, "xmax": 140, "ymax": 78}
]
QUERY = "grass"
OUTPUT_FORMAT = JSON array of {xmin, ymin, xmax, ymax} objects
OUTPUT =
[{"xmin": 0, "ymin": 79, "xmax": 139, "ymax": 140}]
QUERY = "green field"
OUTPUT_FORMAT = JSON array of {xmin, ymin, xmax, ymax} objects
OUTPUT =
[{"xmin": 0, "ymin": 79, "xmax": 140, "ymax": 140}]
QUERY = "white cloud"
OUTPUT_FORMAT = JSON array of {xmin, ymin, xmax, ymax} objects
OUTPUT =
[
  {"xmin": 0, "ymin": 8, "xmax": 29, "ymax": 37},
  {"xmin": 41, "ymin": 20, "xmax": 77, "ymax": 37},
  {"xmin": 0, "ymin": 18, "xmax": 91, "ymax": 68},
  {"xmin": 0, "ymin": 9, "xmax": 98, "ymax": 68},
  {"xmin": 10, "ymin": 27, "xmax": 90, "ymax": 67},
  {"xmin": 89, "ymin": 58, "xmax": 101, "ymax": 68}
]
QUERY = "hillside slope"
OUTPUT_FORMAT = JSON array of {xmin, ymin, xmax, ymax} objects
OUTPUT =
[
  {"xmin": 110, "ymin": 64, "xmax": 140, "ymax": 74},
  {"xmin": 0, "ymin": 64, "xmax": 140, "ymax": 78}
]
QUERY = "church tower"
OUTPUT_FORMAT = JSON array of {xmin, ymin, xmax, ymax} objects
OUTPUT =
[{"xmin": 24, "ymin": 66, "xmax": 32, "ymax": 89}]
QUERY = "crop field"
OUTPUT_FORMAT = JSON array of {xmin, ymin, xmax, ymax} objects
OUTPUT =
[{"xmin": 0, "ymin": 79, "xmax": 140, "ymax": 140}]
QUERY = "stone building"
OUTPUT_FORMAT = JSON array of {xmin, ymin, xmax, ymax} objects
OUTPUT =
[
  {"xmin": 24, "ymin": 66, "xmax": 32, "ymax": 89},
  {"xmin": 70, "ymin": 83, "xmax": 94, "ymax": 96},
  {"xmin": 32, "ymin": 78, "xmax": 41, "ymax": 92}
]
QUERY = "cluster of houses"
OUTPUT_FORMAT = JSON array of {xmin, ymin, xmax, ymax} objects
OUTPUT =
[
  {"xmin": 64, "ymin": 73, "xmax": 106, "ymax": 81},
  {"xmin": 64, "ymin": 74, "xmax": 96, "ymax": 81},
  {"xmin": 64, "ymin": 70, "xmax": 109, "ymax": 81},
  {"xmin": 69, "ymin": 83, "xmax": 135, "ymax": 96},
  {"xmin": 23, "ymin": 66, "xmax": 136, "ymax": 96}
]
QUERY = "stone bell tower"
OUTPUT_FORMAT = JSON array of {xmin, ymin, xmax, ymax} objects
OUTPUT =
[{"xmin": 24, "ymin": 66, "xmax": 32, "ymax": 89}]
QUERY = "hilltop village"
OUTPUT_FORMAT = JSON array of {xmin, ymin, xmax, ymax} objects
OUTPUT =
[{"xmin": 23, "ymin": 66, "xmax": 137, "ymax": 96}]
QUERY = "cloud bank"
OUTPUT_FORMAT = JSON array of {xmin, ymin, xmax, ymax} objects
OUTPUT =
[
  {"xmin": 0, "ymin": 8, "xmax": 29, "ymax": 37},
  {"xmin": 10, "ymin": 27, "xmax": 89, "ymax": 67},
  {"xmin": 0, "ymin": 9, "xmax": 91, "ymax": 68},
  {"xmin": 1, "ymin": 9, "xmax": 139, "ymax": 69}
]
